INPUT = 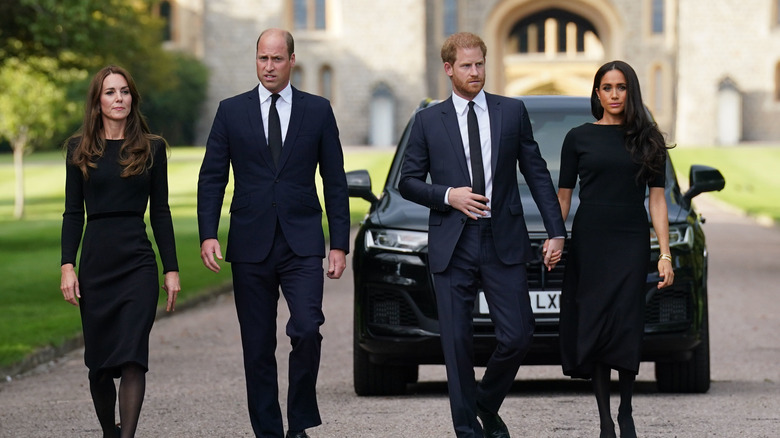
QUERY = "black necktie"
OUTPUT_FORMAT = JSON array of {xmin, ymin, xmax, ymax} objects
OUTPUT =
[
  {"xmin": 467, "ymin": 101, "xmax": 485, "ymax": 196},
  {"xmin": 268, "ymin": 93, "xmax": 282, "ymax": 167}
]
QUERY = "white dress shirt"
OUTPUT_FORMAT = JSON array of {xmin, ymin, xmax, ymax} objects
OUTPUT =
[
  {"xmin": 258, "ymin": 83, "xmax": 293, "ymax": 144},
  {"xmin": 446, "ymin": 90, "xmax": 493, "ymax": 217}
]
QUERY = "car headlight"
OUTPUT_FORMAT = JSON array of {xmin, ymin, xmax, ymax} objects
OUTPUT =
[
  {"xmin": 651, "ymin": 224, "xmax": 693, "ymax": 250},
  {"xmin": 365, "ymin": 229, "xmax": 428, "ymax": 253}
]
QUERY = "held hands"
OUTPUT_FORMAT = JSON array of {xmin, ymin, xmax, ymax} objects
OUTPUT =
[
  {"xmin": 449, "ymin": 187, "xmax": 490, "ymax": 220},
  {"xmin": 200, "ymin": 238, "xmax": 223, "ymax": 273},
  {"xmin": 60, "ymin": 264, "xmax": 80, "ymax": 306},
  {"xmin": 162, "ymin": 271, "xmax": 181, "ymax": 312},
  {"xmin": 542, "ymin": 238, "xmax": 564, "ymax": 271},
  {"xmin": 327, "ymin": 249, "xmax": 347, "ymax": 279},
  {"xmin": 657, "ymin": 258, "xmax": 674, "ymax": 289}
]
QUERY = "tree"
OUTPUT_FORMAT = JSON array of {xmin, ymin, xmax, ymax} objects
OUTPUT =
[
  {"xmin": 0, "ymin": 0, "xmax": 209, "ymax": 146},
  {"xmin": 0, "ymin": 58, "xmax": 81, "ymax": 219}
]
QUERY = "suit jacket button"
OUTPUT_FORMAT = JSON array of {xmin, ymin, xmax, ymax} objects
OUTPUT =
[{"xmin": 272, "ymin": 202, "xmax": 277, "ymax": 207}]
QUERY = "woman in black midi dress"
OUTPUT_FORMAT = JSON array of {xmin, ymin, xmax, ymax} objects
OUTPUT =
[
  {"xmin": 60, "ymin": 65, "xmax": 180, "ymax": 438},
  {"xmin": 555, "ymin": 61, "xmax": 674, "ymax": 438}
]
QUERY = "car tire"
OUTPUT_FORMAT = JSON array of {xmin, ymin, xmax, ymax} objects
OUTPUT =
[
  {"xmin": 353, "ymin": 335, "xmax": 412, "ymax": 396},
  {"xmin": 655, "ymin": 307, "xmax": 711, "ymax": 393}
]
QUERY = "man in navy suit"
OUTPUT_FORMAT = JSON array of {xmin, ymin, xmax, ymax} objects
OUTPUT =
[
  {"xmin": 197, "ymin": 29, "xmax": 350, "ymax": 438},
  {"xmin": 399, "ymin": 32, "xmax": 566, "ymax": 438}
]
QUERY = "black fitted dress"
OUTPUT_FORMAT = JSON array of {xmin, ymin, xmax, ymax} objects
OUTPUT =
[
  {"xmin": 558, "ymin": 123, "xmax": 664, "ymax": 378},
  {"xmin": 61, "ymin": 138, "xmax": 178, "ymax": 377}
]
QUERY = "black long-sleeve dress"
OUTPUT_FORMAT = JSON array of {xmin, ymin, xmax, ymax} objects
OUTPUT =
[
  {"xmin": 558, "ymin": 123, "xmax": 664, "ymax": 378},
  {"xmin": 61, "ymin": 138, "xmax": 178, "ymax": 377}
]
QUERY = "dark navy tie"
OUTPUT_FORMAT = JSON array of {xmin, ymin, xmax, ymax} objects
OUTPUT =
[{"xmin": 268, "ymin": 93, "xmax": 282, "ymax": 167}]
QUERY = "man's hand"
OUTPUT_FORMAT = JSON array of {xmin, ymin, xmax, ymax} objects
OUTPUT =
[
  {"xmin": 448, "ymin": 187, "xmax": 489, "ymax": 220},
  {"xmin": 327, "ymin": 249, "xmax": 347, "ymax": 279},
  {"xmin": 200, "ymin": 238, "xmax": 223, "ymax": 273},
  {"xmin": 542, "ymin": 237, "xmax": 564, "ymax": 271}
]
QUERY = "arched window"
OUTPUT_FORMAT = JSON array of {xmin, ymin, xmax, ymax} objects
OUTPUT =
[
  {"xmin": 319, "ymin": 65, "xmax": 333, "ymax": 101},
  {"xmin": 651, "ymin": 65, "xmax": 664, "ymax": 113},
  {"xmin": 369, "ymin": 84, "xmax": 396, "ymax": 146},
  {"xmin": 508, "ymin": 8, "xmax": 599, "ymax": 55}
]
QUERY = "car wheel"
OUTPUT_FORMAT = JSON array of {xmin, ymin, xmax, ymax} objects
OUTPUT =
[
  {"xmin": 655, "ymin": 307, "xmax": 711, "ymax": 393},
  {"xmin": 353, "ymin": 335, "xmax": 413, "ymax": 396}
]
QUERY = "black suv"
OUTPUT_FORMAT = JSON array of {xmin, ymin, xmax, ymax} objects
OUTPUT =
[{"xmin": 347, "ymin": 96, "xmax": 725, "ymax": 396}]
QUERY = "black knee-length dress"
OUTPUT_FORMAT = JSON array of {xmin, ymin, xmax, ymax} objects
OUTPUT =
[
  {"xmin": 557, "ymin": 123, "xmax": 664, "ymax": 379},
  {"xmin": 61, "ymin": 138, "xmax": 178, "ymax": 377}
]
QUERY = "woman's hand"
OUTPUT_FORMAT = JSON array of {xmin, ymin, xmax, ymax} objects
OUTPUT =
[
  {"xmin": 162, "ymin": 271, "xmax": 181, "ymax": 312},
  {"xmin": 657, "ymin": 259, "xmax": 674, "ymax": 289},
  {"xmin": 60, "ymin": 264, "xmax": 80, "ymax": 306}
]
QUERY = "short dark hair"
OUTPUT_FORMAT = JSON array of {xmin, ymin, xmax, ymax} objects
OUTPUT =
[{"xmin": 256, "ymin": 29, "xmax": 295, "ymax": 58}]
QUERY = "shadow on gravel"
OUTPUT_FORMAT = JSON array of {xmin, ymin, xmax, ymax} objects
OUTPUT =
[{"xmin": 402, "ymin": 379, "xmax": 658, "ymax": 397}]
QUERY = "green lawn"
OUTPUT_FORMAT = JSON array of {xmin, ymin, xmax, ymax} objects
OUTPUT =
[
  {"xmin": 0, "ymin": 146, "xmax": 393, "ymax": 370},
  {"xmin": 670, "ymin": 146, "xmax": 780, "ymax": 223}
]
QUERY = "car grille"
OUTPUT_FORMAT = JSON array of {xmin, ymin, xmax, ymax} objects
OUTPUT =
[
  {"xmin": 526, "ymin": 238, "xmax": 567, "ymax": 290},
  {"xmin": 368, "ymin": 289, "xmax": 418, "ymax": 326},
  {"xmin": 645, "ymin": 285, "xmax": 693, "ymax": 325}
]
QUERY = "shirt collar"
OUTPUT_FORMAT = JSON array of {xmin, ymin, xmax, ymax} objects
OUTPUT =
[
  {"xmin": 452, "ymin": 90, "xmax": 487, "ymax": 116},
  {"xmin": 258, "ymin": 82, "xmax": 293, "ymax": 104}
]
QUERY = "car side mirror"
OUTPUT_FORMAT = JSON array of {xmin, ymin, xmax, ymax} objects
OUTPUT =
[
  {"xmin": 683, "ymin": 165, "xmax": 725, "ymax": 202},
  {"xmin": 346, "ymin": 169, "xmax": 379, "ymax": 204}
]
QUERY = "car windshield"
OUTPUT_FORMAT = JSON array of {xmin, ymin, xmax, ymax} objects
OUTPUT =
[{"xmin": 524, "ymin": 107, "xmax": 594, "ymax": 185}]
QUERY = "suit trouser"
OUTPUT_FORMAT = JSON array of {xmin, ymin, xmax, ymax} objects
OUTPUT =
[
  {"xmin": 231, "ymin": 224, "xmax": 325, "ymax": 438},
  {"xmin": 433, "ymin": 219, "xmax": 534, "ymax": 438}
]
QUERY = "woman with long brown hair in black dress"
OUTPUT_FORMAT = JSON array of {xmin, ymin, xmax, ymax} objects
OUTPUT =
[
  {"xmin": 60, "ymin": 65, "xmax": 180, "ymax": 438},
  {"xmin": 555, "ymin": 61, "xmax": 674, "ymax": 438}
]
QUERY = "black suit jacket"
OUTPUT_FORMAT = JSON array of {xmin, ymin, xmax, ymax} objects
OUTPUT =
[
  {"xmin": 399, "ymin": 93, "xmax": 565, "ymax": 273},
  {"xmin": 197, "ymin": 86, "xmax": 350, "ymax": 262}
]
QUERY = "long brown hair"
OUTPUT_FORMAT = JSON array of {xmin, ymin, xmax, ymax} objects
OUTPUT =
[
  {"xmin": 591, "ymin": 60, "xmax": 672, "ymax": 184},
  {"xmin": 67, "ymin": 65, "xmax": 160, "ymax": 178}
]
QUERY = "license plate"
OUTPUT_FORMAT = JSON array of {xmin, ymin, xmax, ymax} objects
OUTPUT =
[{"xmin": 478, "ymin": 291, "xmax": 561, "ymax": 315}]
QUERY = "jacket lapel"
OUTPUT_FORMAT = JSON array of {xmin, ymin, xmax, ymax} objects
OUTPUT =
[
  {"xmin": 486, "ymin": 93, "xmax": 501, "ymax": 173},
  {"xmin": 439, "ymin": 97, "xmax": 471, "ymax": 184}
]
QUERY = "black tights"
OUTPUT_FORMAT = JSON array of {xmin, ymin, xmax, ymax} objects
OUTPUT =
[
  {"xmin": 591, "ymin": 363, "xmax": 637, "ymax": 438},
  {"xmin": 89, "ymin": 363, "xmax": 146, "ymax": 438}
]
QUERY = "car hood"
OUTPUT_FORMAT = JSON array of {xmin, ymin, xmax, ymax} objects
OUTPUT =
[{"xmin": 373, "ymin": 186, "xmax": 688, "ymax": 233}]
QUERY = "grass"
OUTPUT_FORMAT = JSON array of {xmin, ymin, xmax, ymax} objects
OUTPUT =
[
  {"xmin": 670, "ymin": 146, "xmax": 780, "ymax": 223},
  {"xmin": 0, "ymin": 146, "xmax": 393, "ymax": 369}
]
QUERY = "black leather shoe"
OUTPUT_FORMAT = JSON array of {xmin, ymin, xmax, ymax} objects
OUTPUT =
[
  {"xmin": 477, "ymin": 403, "xmax": 510, "ymax": 438},
  {"xmin": 285, "ymin": 430, "xmax": 309, "ymax": 438}
]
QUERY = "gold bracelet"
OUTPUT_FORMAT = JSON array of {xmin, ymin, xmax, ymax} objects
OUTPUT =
[{"xmin": 659, "ymin": 253, "xmax": 672, "ymax": 262}]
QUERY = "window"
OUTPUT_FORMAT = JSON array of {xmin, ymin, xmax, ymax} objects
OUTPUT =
[
  {"xmin": 292, "ymin": 66, "xmax": 304, "ymax": 89},
  {"xmin": 651, "ymin": 0, "xmax": 665, "ymax": 34},
  {"xmin": 294, "ymin": 0, "xmax": 327, "ymax": 31},
  {"xmin": 443, "ymin": 0, "xmax": 458, "ymax": 36},
  {"xmin": 158, "ymin": 0, "xmax": 173, "ymax": 41},
  {"xmin": 775, "ymin": 62, "xmax": 780, "ymax": 101},
  {"xmin": 319, "ymin": 65, "xmax": 333, "ymax": 101},
  {"xmin": 652, "ymin": 66, "xmax": 664, "ymax": 112},
  {"xmin": 509, "ymin": 8, "xmax": 599, "ymax": 54}
]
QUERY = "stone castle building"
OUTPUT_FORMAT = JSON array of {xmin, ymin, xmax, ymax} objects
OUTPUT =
[{"xmin": 159, "ymin": 0, "xmax": 780, "ymax": 146}]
